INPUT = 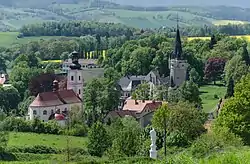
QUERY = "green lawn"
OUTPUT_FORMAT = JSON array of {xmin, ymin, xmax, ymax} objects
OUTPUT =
[
  {"xmin": 199, "ymin": 84, "xmax": 226, "ymax": 113},
  {"xmin": 0, "ymin": 32, "xmax": 76, "ymax": 47},
  {"xmin": 8, "ymin": 132, "xmax": 88, "ymax": 149}
]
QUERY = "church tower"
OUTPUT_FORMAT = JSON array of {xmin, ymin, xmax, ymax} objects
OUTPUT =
[
  {"xmin": 67, "ymin": 51, "xmax": 83, "ymax": 98},
  {"xmin": 168, "ymin": 23, "xmax": 189, "ymax": 90}
]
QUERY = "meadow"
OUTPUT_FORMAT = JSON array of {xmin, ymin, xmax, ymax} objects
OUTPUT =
[
  {"xmin": 8, "ymin": 132, "xmax": 88, "ymax": 149},
  {"xmin": 199, "ymin": 84, "xmax": 226, "ymax": 113},
  {"xmin": 212, "ymin": 20, "xmax": 249, "ymax": 26},
  {"xmin": 0, "ymin": 32, "xmax": 70, "ymax": 47}
]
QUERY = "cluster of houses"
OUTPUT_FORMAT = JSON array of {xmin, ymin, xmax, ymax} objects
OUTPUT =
[{"xmin": 5, "ymin": 26, "xmax": 189, "ymax": 127}]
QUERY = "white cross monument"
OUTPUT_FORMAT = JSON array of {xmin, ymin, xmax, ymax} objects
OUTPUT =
[{"xmin": 150, "ymin": 128, "xmax": 157, "ymax": 159}]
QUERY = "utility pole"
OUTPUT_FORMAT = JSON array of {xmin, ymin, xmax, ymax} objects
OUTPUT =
[{"xmin": 66, "ymin": 113, "xmax": 70, "ymax": 162}]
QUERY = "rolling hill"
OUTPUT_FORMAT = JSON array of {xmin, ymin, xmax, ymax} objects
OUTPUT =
[{"xmin": 0, "ymin": 0, "xmax": 250, "ymax": 30}]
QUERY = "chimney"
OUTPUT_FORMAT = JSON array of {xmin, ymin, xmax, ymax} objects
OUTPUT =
[
  {"xmin": 152, "ymin": 100, "xmax": 155, "ymax": 104},
  {"xmin": 142, "ymin": 99, "xmax": 145, "ymax": 103},
  {"xmin": 135, "ymin": 100, "xmax": 139, "ymax": 105},
  {"xmin": 53, "ymin": 79, "xmax": 59, "ymax": 92}
]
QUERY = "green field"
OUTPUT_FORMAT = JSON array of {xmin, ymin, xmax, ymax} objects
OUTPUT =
[
  {"xmin": 8, "ymin": 132, "xmax": 88, "ymax": 149},
  {"xmin": 212, "ymin": 20, "xmax": 250, "ymax": 26},
  {"xmin": 0, "ymin": 32, "xmax": 73, "ymax": 47},
  {"xmin": 199, "ymin": 84, "xmax": 226, "ymax": 113}
]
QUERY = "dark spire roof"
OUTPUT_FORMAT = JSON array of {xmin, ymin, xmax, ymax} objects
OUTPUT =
[
  {"xmin": 172, "ymin": 14, "xmax": 183, "ymax": 60},
  {"xmin": 69, "ymin": 51, "xmax": 81, "ymax": 70},
  {"xmin": 173, "ymin": 28, "xmax": 183, "ymax": 60}
]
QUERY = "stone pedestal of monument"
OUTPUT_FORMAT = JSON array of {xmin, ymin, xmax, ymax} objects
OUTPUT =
[{"xmin": 149, "ymin": 128, "xmax": 157, "ymax": 159}]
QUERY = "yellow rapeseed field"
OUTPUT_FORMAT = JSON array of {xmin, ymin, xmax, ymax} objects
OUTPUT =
[{"xmin": 188, "ymin": 35, "xmax": 250, "ymax": 42}]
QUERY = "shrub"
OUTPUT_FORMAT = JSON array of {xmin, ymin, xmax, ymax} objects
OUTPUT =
[
  {"xmin": 166, "ymin": 130, "xmax": 189, "ymax": 147},
  {"xmin": 189, "ymin": 127, "xmax": 243, "ymax": 158},
  {"xmin": 67, "ymin": 124, "xmax": 88, "ymax": 137},
  {"xmin": 0, "ymin": 117, "xmax": 62, "ymax": 135},
  {"xmin": 0, "ymin": 117, "xmax": 31, "ymax": 132},
  {"xmin": 7, "ymin": 145, "xmax": 59, "ymax": 154},
  {"xmin": 0, "ymin": 152, "xmax": 16, "ymax": 161}
]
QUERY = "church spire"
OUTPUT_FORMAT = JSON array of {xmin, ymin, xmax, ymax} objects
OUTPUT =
[{"xmin": 173, "ymin": 13, "xmax": 183, "ymax": 60}]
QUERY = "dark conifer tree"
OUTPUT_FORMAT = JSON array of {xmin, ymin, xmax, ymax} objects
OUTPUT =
[
  {"xmin": 226, "ymin": 77, "xmax": 234, "ymax": 98},
  {"xmin": 242, "ymin": 45, "xmax": 250, "ymax": 66},
  {"xmin": 209, "ymin": 34, "xmax": 217, "ymax": 49}
]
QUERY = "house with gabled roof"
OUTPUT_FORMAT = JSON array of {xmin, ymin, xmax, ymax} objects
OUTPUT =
[{"xmin": 105, "ymin": 99, "xmax": 162, "ymax": 127}]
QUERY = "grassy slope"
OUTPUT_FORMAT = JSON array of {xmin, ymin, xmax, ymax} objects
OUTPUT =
[
  {"xmin": 8, "ymin": 132, "xmax": 88, "ymax": 149},
  {"xmin": 199, "ymin": 84, "xmax": 226, "ymax": 113},
  {"xmin": 0, "ymin": 32, "xmax": 76, "ymax": 47}
]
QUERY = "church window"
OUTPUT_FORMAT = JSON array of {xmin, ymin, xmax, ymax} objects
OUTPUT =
[
  {"xmin": 71, "ymin": 76, "xmax": 74, "ymax": 81},
  {"xmin": 43, "ymin": 110, "xmax": 47, "ymax": 115},
  {"xmin": 33, "ymin": 110, "xmax": 37, "ymax": 115},
  {"xmin": 79, "ymin": 76, "xmax": 81, "ymax": 81}
]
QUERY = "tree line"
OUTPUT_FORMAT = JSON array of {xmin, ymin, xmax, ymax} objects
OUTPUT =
[{"xmin": 20, "ymin": 21, "xmax": 135, "ymax": 37}]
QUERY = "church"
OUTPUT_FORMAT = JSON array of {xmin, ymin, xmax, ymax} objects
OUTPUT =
[
  {"xmin": 28, "ymin": 51, "xmax": 83, "ymax": 124},
  {"xmin": 168, "ymin": 24, "xmax": 189, "ymax": 91},
  {"xmin": 118, "ymin": 24, "xmax": 189, "ymax": 103},
  {"xmin": 108, "ymin": 25, "xmax": 189, "ymax": 127}
]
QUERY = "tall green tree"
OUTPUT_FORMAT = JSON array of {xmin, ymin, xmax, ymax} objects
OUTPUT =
[
  {"xmin": 132, "ymin": 83, "xmax": 150, "ymax": 100},
  {"xmin": 179, "ymin": 80, "xmax": 202, "ymax": 107},
  {"xmin": 189, "ymin": 68, "xmax": 201, "ymax": 85},
  {"xmin": 84, "ymin": 79, "xmax": 103, "ymax": 125},
  {"xmin": 108, "ymin": 116, "xmax": 142, "ymax": 157},
  {"xmin": 153, "ymin": 102, "xmax": 207, "ymax": 150},
  {"xmin": 87, "ymin": 122, "xmax": 110, "ymax": 157},
  {"xmin": 224, "ymin": 55, "xmax": 249, "ymax": 85},
  {"xmin": 215, "ymin": 74, "xmax": 250, "ymax": 145},
  {"xmin": 152, "ymin": 103, "xmax": 169, "ymax": 157}
]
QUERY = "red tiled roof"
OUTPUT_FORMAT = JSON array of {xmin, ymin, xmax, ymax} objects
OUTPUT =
[
  {"xmin": 108, "ymin": 110, "xmax": 137, "ymax": 118},
  {"xmin": 57, "ymin": 90, "xmax": 82, "ymax": 104},
  {"xmin": 122, "ymin": 99, "xmax": 162, "ymax": 113},
  {"xmin": 30, "ymin": 89, "xmax": 82, "ymax": 107}
]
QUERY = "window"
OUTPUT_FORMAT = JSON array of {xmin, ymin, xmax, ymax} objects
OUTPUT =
[
  {"xmin": 64, "ymin": 108, "xmax": 67, "ymax": 112},
  {"xmin": 79, "ymin": 89, "xmax": 81, "ymax": 95},
  {"xmin": 43, "ymin": 110, "xmax": 47, "ymax": 115},
  {"xmin": 79, "ymin": 76, "xmax": 81, "ymax": 81},
  {"xmin": 71, "ymin": 76, "xmax": 74, "ymax": 81},
  {"xmin": 33, "ymin": 110, "xmax": 37, "ymax": 115}
]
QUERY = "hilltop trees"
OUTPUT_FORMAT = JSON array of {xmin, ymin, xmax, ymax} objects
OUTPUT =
[
  {"xmin": 215, "ymin": 74, "xmax": 250, "ymax": 145},
  {"xmin": 20, "ymin": 21, "xmax": 135, "ymax": 37}
]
